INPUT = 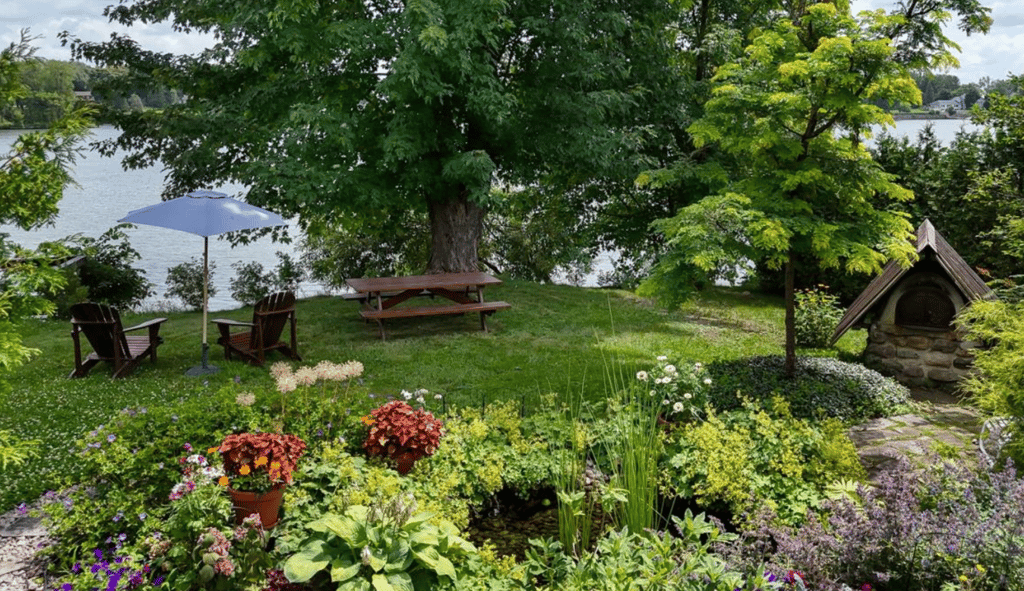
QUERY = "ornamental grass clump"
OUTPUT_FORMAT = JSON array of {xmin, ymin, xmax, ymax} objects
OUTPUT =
[
  {"xmin": 363, "ymin": 400, "xmax": 444, "ymax": 466},
  {"xmin": 214, "ymin": 432, "xmax": 307, "ymax": 493}
]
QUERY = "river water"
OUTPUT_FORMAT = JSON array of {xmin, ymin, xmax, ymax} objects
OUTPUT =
[
  {"xmin": 0, "ymin": 119, "xmax": 983, "ymax": 309},
  {"xmin": 0, "ymin": 125, "xmax": 333, "ymax": 311}
]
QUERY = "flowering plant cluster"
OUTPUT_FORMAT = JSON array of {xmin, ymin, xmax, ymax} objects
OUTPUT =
[
  {"xmin": 187, "ymin": 515, "xmax": 272, "ymax": 586},
  {"xmin": 271, "ymin": 359, "xmax": 364, "ymax": 395},
  {"xmin": 55, "ymin": 546, "xmax": 163, "ymax": 591},
  {"xmin": 170, "ymin": 446, "xmax": 225, "ymax": 501},
  {"xmin": 362, "ymin": 400, "xmax": 444, "ymax": 464},
  {"xmin": 636, "ymin": 356, "xmax": 711, "ymax": 421},
  {"xmin": 214, "ymin": 432, "xmax": 307, "ymax": 493}
]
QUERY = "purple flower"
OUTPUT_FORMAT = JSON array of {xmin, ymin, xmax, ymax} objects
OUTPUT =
[
  {"xmin": 106, "ymin": 570, "xmax": 122, "ymax": 591},
  {"xmin": 16, "ymin": 503, "xmax": 27, "ymax": 515},
  {"xmin": 182, "ymin": 442, "xmax": 192, "ymax": 451}
]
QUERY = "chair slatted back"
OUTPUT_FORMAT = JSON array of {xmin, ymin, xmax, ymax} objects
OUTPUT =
[
  {"xmin": 251, "ymin": 291, "xmax": 296, "ymax": 349},
  {"xmin": 70, "ymin": 303, "xmax": 129, "ymax": 361}
]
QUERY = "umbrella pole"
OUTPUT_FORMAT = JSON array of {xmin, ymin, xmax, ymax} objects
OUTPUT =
[
  {"xmin": 202, "ymin": 235, "xmax": 209, "ymax": 349},
  {"xmin": 186, "ymin": 236, "xmax": 219, "ymax": 376}
]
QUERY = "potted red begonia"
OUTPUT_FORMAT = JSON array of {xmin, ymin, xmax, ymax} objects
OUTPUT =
[
  {"xmin": 362, "ymin": 400, "xmax": 444, "ymax": 474},
  {"xmin": 212, "ymin": 432, "xmax": 306, "ymax": 527}
]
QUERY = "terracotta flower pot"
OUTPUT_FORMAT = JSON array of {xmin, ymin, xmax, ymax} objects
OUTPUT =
[{"xmin": 228, "ymin": 484, "xmax": 285, "ymax": 528}]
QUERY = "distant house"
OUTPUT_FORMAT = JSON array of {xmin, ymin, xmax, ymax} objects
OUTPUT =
[
  {"xmin": 925, "ymin": 95, "xmax": 965, "ymax": 111},
  {"xmin": 73, "ymin": 91, "xmax": 95, "ymax": 101},
  {"xmin": 830, "ymin": 220, "xmax": 994, "ymax": 392}
]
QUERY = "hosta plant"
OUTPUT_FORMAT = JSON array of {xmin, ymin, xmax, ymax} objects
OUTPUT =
[{"xmin": 283, "ymin": 493, "xmax": 476, "ymax": 591}]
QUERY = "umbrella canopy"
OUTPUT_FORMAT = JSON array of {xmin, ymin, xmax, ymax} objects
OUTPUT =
[
  {"xmin": 119, "ymin": 189, "xmax": 287, "ymax": 237},
  {"xmin": 119, "ymin": 190, "xmax": 288, "ymax": 375}
]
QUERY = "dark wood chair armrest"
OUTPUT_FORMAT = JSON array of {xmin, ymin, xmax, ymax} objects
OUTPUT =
[
  {"xmin": 122, "ymin": 317, "xmax": 168, "ymax": 333},
  {"xmin": 211, "ymin": 318, "xmax": 254, "ymax": 327}
]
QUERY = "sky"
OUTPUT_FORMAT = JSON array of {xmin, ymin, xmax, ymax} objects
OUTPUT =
[{"xmin": 2, "ymin": 0, "xmax": 1021, "ymax": 86}]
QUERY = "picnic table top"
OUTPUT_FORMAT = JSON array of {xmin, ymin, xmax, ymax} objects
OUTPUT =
[{"xmin": 346, "ymin": 272, "xmax": 502, "ymax": 293}]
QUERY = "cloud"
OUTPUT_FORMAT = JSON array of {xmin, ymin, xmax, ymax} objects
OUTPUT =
[
  {"xmin": 849, "ymin": 0, "xmax": 1020, "ymax": 84},
  {"xmin": 2, "ymin": 1, "xmax": 212, "ymax": 61}
]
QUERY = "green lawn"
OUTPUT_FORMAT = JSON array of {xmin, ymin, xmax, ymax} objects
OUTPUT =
[{"xmin": 0, "ymin": 280, "xmax": 864, "ymax": 510}]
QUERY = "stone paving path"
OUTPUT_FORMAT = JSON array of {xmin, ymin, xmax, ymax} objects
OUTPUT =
[
  {"xmin": 0, "ymin": 392, "xmax": 993, "ymax": 590},
  {"xmin": 0, "ymin": 500, "xmax": 51, "ymax": 591},
  {"xmin": 848, "ymin": 404, "xmax": 984, "ymax": 481}
]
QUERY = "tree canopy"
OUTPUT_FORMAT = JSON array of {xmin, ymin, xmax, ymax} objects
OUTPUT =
[
  {"xmin": 64, "ymin": 0, "xmax": 677, "ymax": 275},
  {"xmin": 640, "ymin": 0, "xmax": 991, "ymax": 373},
  {"xmin": 0, "ymin": 31, "xmax": 92, "ymax": 385}
]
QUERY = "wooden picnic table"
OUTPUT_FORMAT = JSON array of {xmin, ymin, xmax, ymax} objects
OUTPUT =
[{"xmin": 345, "ymin": 272, "xmax": 511, "ymax": 339}]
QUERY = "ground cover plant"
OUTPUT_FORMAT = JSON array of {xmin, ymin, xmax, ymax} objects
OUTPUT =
[{"xmin": 704, "ymin": 355, "xmax": 911, "ymax": 422}]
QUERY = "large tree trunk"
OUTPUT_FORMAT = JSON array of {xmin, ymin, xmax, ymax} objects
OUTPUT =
[
  {"xmin": 426, "ymin": 194, "xmax": 485, "ymax": 273},
  {"xmin": 784, "ymin": 250, "xmax": 797, "ymax": 378}
]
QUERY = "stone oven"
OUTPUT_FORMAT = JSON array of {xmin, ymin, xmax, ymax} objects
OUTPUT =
[{"xmin": 829, "ymin": 220, "xmax": 994, "ymax": 392}]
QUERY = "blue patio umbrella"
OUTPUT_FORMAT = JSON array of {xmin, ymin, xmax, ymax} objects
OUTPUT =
[{"xmin": 119, "ymin": 190, "xmax": 287, "ymax": 375}]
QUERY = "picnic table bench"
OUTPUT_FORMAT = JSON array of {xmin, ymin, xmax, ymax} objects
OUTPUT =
[{"xmin": 345, "ymin": 272, "xmax": 510, "ymax": 340}]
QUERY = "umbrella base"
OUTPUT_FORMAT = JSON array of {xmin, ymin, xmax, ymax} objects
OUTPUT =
[
  {"xmin": 185, "ymin": 363, "xmax": 220, "ymax": 377},
  {"xmin": 185, "ymin": 343, "xmax": 221, "ymax": 377}
]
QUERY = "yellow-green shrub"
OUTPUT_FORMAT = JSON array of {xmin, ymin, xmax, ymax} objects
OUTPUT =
[{"xmin": 665, "ymin": 397, "xmax": 866, "ymax": 524}]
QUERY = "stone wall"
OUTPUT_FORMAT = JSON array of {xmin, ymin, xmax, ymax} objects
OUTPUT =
[{"xmin": 863, "ymin": 322, "xmax": 978, "ymax": 392}]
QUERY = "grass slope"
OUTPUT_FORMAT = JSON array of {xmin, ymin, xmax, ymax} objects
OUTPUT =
[{"xmin": 0, "ymin": 281, "xmax": 861, "ymax": 510}]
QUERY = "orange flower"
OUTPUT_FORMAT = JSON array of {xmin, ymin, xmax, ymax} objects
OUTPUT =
[
  {"xmin": 207, "ymin": 446, "xmax": 220, "ymax": 454},
  {"xmin": 218, "ymin": 476, "xmax": 230, "ymax": 486},
  {"xmin": 254, "ymin": 456, "xmax": 268, "ymax": 467},
  {"xmin": 270, "ymin": 461, "xmax": 281, "ymax": 470},
  {"xmin": 239, "ymin": 464, "xmax": 251, "ymax": 475},
  {"xmin": 361, "ymin": 415, "xmax": 375, "ymax": 426}
]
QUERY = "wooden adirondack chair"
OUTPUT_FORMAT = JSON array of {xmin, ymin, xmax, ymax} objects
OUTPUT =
[
  {"xmin": 69, "ymin": 303, "xmax": 168, "ymax": 379},
  {"xmin": 211, "ymin": 291, "xmax": 301, "ymax": 366}
]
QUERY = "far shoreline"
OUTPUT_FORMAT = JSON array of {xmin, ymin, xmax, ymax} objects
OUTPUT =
[{"xmin": 892, "ymin": 113, "xmax": 971, "ymax": 120}]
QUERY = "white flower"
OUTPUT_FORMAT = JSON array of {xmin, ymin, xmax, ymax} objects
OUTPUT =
[
  {"xmin": 662, "ymin": 399, "xmax": 670, "ymax": 406},
  {"xmin": 657, "ymin": 356, "xmax": 668, "ymax": 361},
  {"xmin": 636, "ymin": 371, "xmax": 648, "ymax": 381},
  {"xmin": 703, "ymin": 378, "xmax": 712, "ymax": 385},
  {"xmin": 402, "ymin": 390, "xmax": 413, "ymax": 400},
  {"xmin": 673, "ymin": 402, "xmax": 684, "ymax": 413},
  {"xmin": 434, "ymin": 394, "xmax": 443, "ymax": 400},
  {"xmin": 295, "ymin": 366, "xmax": 318, "ymax": 386},
  {"xmin": 649, "ymin": 390, "xmax": 656, "ymax": 397},
  {"xmin": 276, "ymin": 375, "xmax": 297, "ymax": 394},
  {"xmin": 683, "ymin": 393, "xmax": 692, "ymax": 399},
  {"xmin": 694, "ymin": 362, "xmax": 702, "ymax": 370},
  {"xmin": 415, "ymin": 388, "xmax": 429, "ymax": 396},
  {"xmin": 664, "ymin": 365, "xmax": 676, "ymax": 375},
  {"xmin": 270, "ymin": 362, "xmax": 293, "ymax": 380},
  {"xmin": 416, "ymin": 397, "xmax": 425, "ymax": 405}
]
